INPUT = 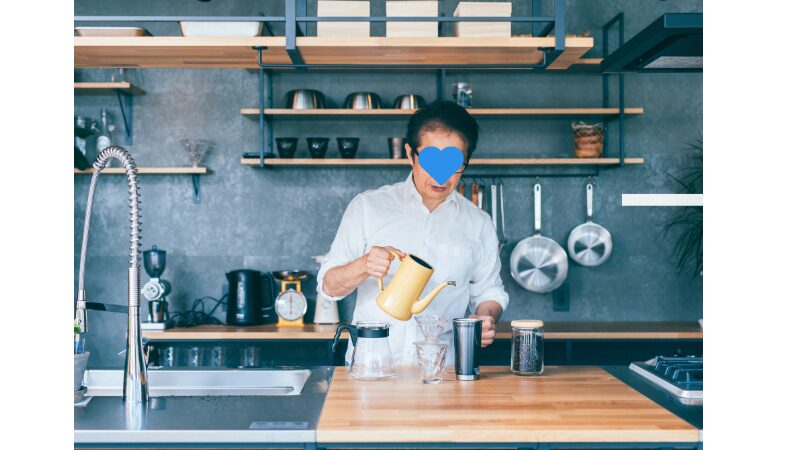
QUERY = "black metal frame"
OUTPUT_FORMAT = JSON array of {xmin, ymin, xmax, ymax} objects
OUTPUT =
[
  {"xmin": 76, "ymin": 1, "xmax": 633, "ymax": 177},
  {"xmin": 602, "ymin": 13, "xmax": 626, "ymax": 167}
]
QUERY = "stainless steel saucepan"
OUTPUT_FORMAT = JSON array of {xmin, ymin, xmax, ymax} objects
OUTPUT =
[
  {"xmin": 510, "ymin": 183, "xmax": 568, "ymax": 293},
  {"xmin": 567, "ymin": 183, "xmax": 613, "ymax": 266}
]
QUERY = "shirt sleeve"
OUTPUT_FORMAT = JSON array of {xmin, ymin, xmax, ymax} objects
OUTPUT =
[
  {"xmin": 468, "ymin": 217, "xmax": 510, "ymax": 313},
  {"xmin": 316, "ymin": 194, "xmax": 368, "ymax": 302}
]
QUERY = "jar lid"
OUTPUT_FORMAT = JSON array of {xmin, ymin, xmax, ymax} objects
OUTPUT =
[{"xmin": 511, "ymin": 320, "xmax": 544, "ymax": 329}]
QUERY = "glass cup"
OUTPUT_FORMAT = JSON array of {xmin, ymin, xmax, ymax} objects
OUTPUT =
[
  {"xmin": 240, "ymin": 345, "xmax": 261, "ymax": 368},
  {"xmin": 414, "ymin": 341, "xmax": 448, "ymax": 384},
  {"xmin": 186, "ymin": 346, "xmax": 205, "ymax": 368},
  {"xmin": 209, "ymin": 345, "xmax": 228, "ymax": 368},
  {"xmin": 160, "ymin": 346, "xmax": 179, "ymax": 367}
]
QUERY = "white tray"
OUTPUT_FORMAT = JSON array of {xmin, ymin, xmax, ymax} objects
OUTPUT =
[
  {"xmin": 75, "ymin": 27, "xmax": 151, "ymax": 37},
  {"xmin": 179, "ymin": 21, "xmax": 263, "ymax": 37}
]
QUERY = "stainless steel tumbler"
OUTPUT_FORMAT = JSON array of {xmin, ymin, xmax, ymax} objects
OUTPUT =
[{"xmin": 453, "ymin": 318, "xmax": 482, "ymax": 380}]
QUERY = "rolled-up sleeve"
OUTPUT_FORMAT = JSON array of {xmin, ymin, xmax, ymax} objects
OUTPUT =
[
  {"xmin": 316, "ymin": 195, "xmax": 367, "ymax": 302},
  {"xmin": 468, "ymin": 219, "xmax": 510, "ymax": 313}
]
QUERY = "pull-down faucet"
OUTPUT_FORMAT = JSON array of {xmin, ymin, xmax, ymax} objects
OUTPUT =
[{"xmin": 74, "ymin": 146, "xmax": 148, "ymax": 405}]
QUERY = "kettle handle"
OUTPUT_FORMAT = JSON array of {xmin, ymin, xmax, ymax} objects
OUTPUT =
[{"xmin": 376, "ymin": 248, "xmax": 404, "ymax": 291}]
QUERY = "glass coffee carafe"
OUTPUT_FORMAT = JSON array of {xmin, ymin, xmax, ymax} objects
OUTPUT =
[{"xmin": 332, "ymin": 321, "xmax": 396, "ymax": 380}]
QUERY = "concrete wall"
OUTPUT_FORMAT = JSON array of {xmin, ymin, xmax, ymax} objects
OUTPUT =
[{"xmin": 74, "ymin": 0, "xmax": 703, "ymax": 368}]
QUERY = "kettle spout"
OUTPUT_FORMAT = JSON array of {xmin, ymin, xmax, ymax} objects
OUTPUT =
[{"xmin": 411, "ymin": 281, "xmax": 456, "ymax": 315}]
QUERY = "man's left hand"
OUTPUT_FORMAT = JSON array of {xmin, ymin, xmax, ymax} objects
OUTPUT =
[{"xmin": 468, "ymin": 313, "xmax": 497, "ymax": 347}]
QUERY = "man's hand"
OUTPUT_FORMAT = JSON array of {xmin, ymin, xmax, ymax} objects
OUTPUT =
[
  {"xmin": 362, "ymin": 246, "xmax": 406, "ymax": 279},
  {"xmin": 469, "ymin": 300, "xmax": 503, "ymax": 347}
]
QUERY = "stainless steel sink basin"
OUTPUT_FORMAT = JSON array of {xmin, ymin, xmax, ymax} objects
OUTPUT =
[{"xmin": 84, "ymin": 369, "xmax": 311, "ymax": 397}]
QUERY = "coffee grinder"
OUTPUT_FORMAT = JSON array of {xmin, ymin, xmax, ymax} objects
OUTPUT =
[{"xmin": 141, "ymin": 245, "xmax": 173, "ymax": 330}]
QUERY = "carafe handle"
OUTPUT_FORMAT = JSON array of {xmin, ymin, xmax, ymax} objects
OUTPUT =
[
  {"xmin": 376, "ymin": 248, "xmax": 404, "ymax": 291},
  {"xmin": 331, "ymin": 323, "xmax": 358, "ymax": 354}
]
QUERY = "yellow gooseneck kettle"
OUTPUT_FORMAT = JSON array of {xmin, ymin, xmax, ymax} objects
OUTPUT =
[{"xmin": 375, "ymin": 249, "xmax": 455, "ymax": 321}]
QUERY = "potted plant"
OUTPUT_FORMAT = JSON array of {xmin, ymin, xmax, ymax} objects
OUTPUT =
[{"xmin": 662, "ymin": 140, "xmax": 703, "ymax": 277}]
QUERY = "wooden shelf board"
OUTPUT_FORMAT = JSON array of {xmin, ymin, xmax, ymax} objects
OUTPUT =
[
  {"xmin": 74, "ymin": 82, "xmax": 144, "ymax": 95},
  {"xmin": 143, "ymin": 322, "xmax": 702, "ymax": 341},
  {"xmin": 74, "ymin": 36, "xmax": 592, "ymax": 69},
  {"xmin": 74, "ymin": 166, "xmax": 208, "ymax": 175},
  {"xmin": 295, "ymin": 36, "xmax": 592, "ymax": 68},
  {"xmin": 240, "ymin": 107, "xmax": 644, "ymax": 117},
  {"xmin": 74, "ymin": 36, "xmax": 290, "ymax": 68},
  {"xmin": 240, "ymin": 157, "xmax": 644, "ymax": 166}
]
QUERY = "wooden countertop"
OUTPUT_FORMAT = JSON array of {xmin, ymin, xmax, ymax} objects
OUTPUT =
[
  {"xmin": 143, "ymin": 321, "xmax": 702, "ymax": 341},
  {"xmin": 317, "ymin": 366, "xmax": 700, "ymax": 444}
]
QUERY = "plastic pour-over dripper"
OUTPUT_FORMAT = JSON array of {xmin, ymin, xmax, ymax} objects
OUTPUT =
[{"xmin": 414, "ymin": 315, "xmax": 449, "ymax": 342}]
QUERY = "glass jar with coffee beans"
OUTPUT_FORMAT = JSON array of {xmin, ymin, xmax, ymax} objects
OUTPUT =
[{"xmin": 511, "ymin": 320, "xmax": 544, "ymax": 375}]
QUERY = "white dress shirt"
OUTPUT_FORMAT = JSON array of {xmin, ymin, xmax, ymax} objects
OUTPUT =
[{"xmin": 316, "ymin": 173, "xmax": 509, "ymax": 366}]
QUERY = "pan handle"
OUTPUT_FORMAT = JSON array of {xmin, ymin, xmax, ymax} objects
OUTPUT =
[
  {"xmin": 534, "ymin": 183, "xmax": 542, "ymax": 233},
  {"xmin": 586, "ymin": 183, "xmax": 594, "ymax": 220}
]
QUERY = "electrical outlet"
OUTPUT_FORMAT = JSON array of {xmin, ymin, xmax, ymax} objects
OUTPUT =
[{"xmin": 553, "ymin": 283, "xmax": 570, "ymax": 311}]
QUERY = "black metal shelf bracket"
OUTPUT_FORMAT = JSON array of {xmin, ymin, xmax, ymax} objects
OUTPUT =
[
  {"xmin": 602, "ymin": 13, "xmax": 626, "ymax": 168},
  {"xmin": 113, "ymin": 89, "xmax": 134, "ymax": 145},
  {"xmin": 191, "ymin": 174, "xmax": 201, "ymax": 204}
]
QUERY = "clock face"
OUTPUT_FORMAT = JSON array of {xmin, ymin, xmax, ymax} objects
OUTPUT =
[{"xmin": 275, "ymin": 289, "xmax": 307, "ymax": 321}]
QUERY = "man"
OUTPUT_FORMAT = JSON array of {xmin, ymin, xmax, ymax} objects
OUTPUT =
[{"xmin": 316, "ymin": 100, "xmax": 509, "ymax": 365}]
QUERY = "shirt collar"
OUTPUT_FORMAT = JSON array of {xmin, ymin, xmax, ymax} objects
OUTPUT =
[{"xmin": 403, "ymin": 172, "xmax": 460, "ymax": 213}]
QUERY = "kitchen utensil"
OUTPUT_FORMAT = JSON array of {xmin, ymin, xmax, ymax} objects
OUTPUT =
[
  {"xmin": 336, "ymin": 137, "xmax": 360, "ymax": 158},
  {"xmin": 284, "ymin": 89, "xmax": 326, "ymax": 109},
  {"xmin": 312, "ymin": 255, "xmax": 340, "ymax": 324},
  {"xmin": 498, "ymin": 182, "xmax": 508, "ymax": 250},
  {"xmin": 142, "ymin": 245, "xmax": 172, "ymax": 325},
  {"xmin": 414, "ymin": 315, "xmax": 449, "ymax": 342},
  {"xmin": 393, "ymin": 94, "xmax": 426, "ymax": 110},
  {"xmin": 272, "ymin": 270, "xmax": 308, "ymax": 327},
  {"xmin": 510, "ymin": 183, "xmax": 569, "ymax": 293},
  {"xmin": 567, "ymin": 183, "xmax": 613, "ymax": 266},
  {"xmin": 225, "ymin": 270, "xmax": 276, "ymax": 326},
  {"xmin": 414, "ymin": 341, "xmax": 448, "ymax": 384},
  {"xmin": 511, "ymin": 320, "xmax": 544, "ymax": 376},
  {"xmin": 75, "ymin": 27, "xmax": 151, "ymax": 36},
  {"xmin": 375, "ymin": 249, "xmax": 456, "ymax": 321},
  {"xmin": 452, "ymin": 82, "xmax": 473, "ymax": 108},
  {"xmin": 275, "ymin": 138, "xmax": 299, "ymax": 158},
  {"xmin": 307, "ymin": 137, "xmax": 329, "ymax": 158},
  {"xmin": 490, "ymin": 184, "xmax": 498, "ymax": 231},
  {"xmin": 75, "ymin": 148, "xmax": 91, "ymax": 170},
  {"xmin": 453, "ymin": 318, "xmax": 481, "ymax": 380},
  {"xmin": 148, "ymin": 300, "xmax": 166, "ymax": 323},
  {"xmin": 388, "ymin": 137, "xmax": 407, "ymax": 159},
  {"xmin": 180, "ymin": 21, "xmax": 263, "ymax": 37},
  {"xmin": 572, "ymin": 122, "xmax": 604, "ymax": 158},
  {"xmin": 332, "ymin": 322, "xmax": 397, "ymax": 380},
  {"xmin": 343, "ymin": 92, "xmax": 382, "ymax": 109},
  {"xmin": 181, "ymin": 139, "xmax": 212, "ymax": 167}
]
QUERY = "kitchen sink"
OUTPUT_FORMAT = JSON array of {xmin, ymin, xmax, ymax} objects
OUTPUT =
[{"xmin": 84, "ymin": 368, "xmax": 311, "ymax": 397}]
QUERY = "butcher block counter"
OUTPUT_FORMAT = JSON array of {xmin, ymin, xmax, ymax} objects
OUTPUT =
[
  {"xmin": 316, "ymin": 366, "xmax": 701, "ymax": 446},
  {"xmin": 143, "ymin": 321, "xmax": 702, "ymax": 341}
]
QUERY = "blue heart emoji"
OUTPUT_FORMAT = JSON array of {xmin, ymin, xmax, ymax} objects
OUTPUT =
[{"xmin": 418, "ymin": 146, "xmax": 464, "ymax": 186}]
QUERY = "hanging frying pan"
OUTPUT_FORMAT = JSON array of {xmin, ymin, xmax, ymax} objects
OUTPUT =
[
  {"xmin": 510, "ymin": 183, "xmax": 568, "ymax": 293},
  {"xmin": 567, "ymin": 183, "xmax": 613, "ymax": 266}
]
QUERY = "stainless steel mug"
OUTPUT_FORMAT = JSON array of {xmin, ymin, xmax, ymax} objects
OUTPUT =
[
  {"xmin": 453, "ymin": 318, "xmax": 482, "ymax": 380},
  {"xmin": 148, "ymin": 300, "xmax": 165, "ymax": 323},
  {"xmin": 388, "ymin": 137, "xmax": 406, "ymax": 159}
]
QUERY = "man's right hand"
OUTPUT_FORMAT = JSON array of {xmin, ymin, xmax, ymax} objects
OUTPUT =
[{"xmin": 363, "ymin": 246, "xmax": 406, "ymax": 279}]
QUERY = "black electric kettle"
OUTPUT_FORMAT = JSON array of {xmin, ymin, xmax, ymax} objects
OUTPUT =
[{"xmin": 225, "ymin": 270, "xmax": 276, "ymax": 326}]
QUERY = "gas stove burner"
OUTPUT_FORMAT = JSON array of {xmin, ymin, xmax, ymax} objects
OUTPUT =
[{"xmin": 629, "ymin": 356, "xmax": 703, "ymax": 405}]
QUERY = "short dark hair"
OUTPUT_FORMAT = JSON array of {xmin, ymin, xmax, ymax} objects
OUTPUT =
[{"xmin": 406, "ymin": 100, "xmax": 480, "ymax": 160}]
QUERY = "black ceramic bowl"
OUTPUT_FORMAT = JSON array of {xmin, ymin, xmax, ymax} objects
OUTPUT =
[
  {"xmin": 336, "ymin": 137, "xmax": 359, "ymax": 158},
  {"xmin": 306, "ymin": 137, "xmax": 329, "ymax": 158},
  {"xmin": 275, "ymin": 137, "xmax": 298, "ymax": 158}
]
